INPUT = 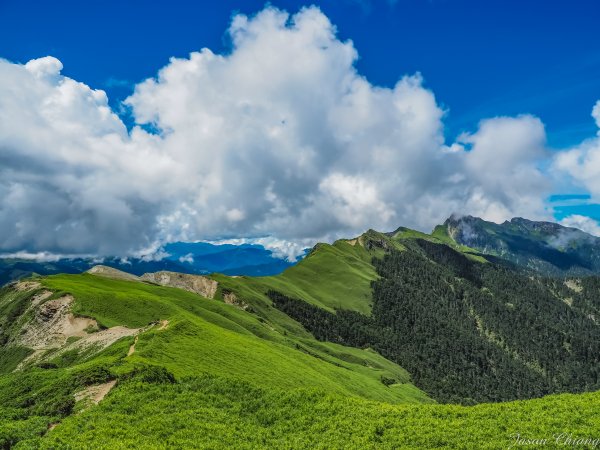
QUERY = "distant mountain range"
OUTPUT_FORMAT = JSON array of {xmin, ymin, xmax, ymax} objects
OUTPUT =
[
  {"xmin": 2, "ymin": 216, "xmax": 599, "ymax": 447},
  {"xmin": 4, "ymin": 215, "xmax": 600, "ymax": 285},
  {"xmin": 0, "ymin": 241, "xmax": 303, "ymax": 285},
  {"xmin": 440, "ymin": 215, "xmax": 600, "ymax": 276}
]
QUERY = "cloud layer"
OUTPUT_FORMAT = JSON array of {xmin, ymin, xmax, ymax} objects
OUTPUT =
[
  {"xmin": 0, "ymin": 6, "xmax": 596, "ymax": 258},
  {"xmin": 554, "ymin": 100, "xmax": 600, "ymax": 201}
]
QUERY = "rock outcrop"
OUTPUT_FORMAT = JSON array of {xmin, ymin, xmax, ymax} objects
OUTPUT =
[
  {"xmin": 140, "ymin": 271, "xmax": 218, "ymax": 299},
  {"xmin": 87, "ymin": 265, "xmax": 140, "ymax": 281}
]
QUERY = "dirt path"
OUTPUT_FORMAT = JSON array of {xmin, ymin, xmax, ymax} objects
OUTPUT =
[
  {"xmin": 126, "ymin": 321, "xmax": 167, "ymax": 357},
  {"xmin": 74, "ymin": 380, "xmax": 117, "ymax": 407},
  {"xmin": 128, "ymin": 335, "xmax": 138, "ymax": 356}
]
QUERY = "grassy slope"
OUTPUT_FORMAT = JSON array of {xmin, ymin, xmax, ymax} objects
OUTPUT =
[
  {"xmin": 3, "ymin": 234, "xmax": 599, "ymax": 447},
  {"xmin": 214, "ymin": 229, "xmax": 410, "ymax": 320},
  {"xmin": 0, "ymin": 273, "xmax": 432, "ymax": 446},
  {"xmin": 214, "ymin": 227, "xmax": 485, "ymax": 323},
  {"xmin": 394, "ymin": 226, "xmax": 489, "ymax": 263},
  {"xmin": 231, "ymin": 239, "xmax": 379, "ymax": 315},
  {"xmin": 26, "ymin": 374, "xmax": 600, "ymax": 449},
  {"xmin": 38, "ymin": 274, "xmax": 427, "ymax": 404}
]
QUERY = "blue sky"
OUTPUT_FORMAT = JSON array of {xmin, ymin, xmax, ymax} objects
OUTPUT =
[
  {"xmin": 1, "ymin": 0, "xmax": 600, "ymax": 258},
  {"xmin": 2, "ymin": 0, "xmax": 599, "ymax": 147}
]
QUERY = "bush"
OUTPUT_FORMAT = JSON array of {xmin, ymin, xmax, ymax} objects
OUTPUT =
[
  {"xmin": 124, "ymin": 365, "xmax": 176, "ymax": 384},
  {"xmin": 73, "ymin": 365, "xmax": 113, "ymax": 387},
  {"xmin": 380, "ymin": 376, "xmax": 397, "ymax": 387}
]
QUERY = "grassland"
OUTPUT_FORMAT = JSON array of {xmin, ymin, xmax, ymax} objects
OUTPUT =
[
  {"xmin": 38, "ymin": 274, "xmax": 426, "ymax": 403},
  {"xmin": 2, "ymin": 237, "xmax": 599, "ymax": 448},
  {"xmin": 18, "ymin": 374, "xmax": 600, "ymax": 449},
  {"xmin": 0, "ymin": 272, "xmax": 435, "ymax": 447},
  {"xmin": 214, "ymin": 239, "xmax": 380, "ymax": 316}
]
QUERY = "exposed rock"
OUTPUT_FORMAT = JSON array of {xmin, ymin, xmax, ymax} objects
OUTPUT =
[
  {"xmin": 346, "ymin": 236, "xmax": 364, "ymax": 247},
  {"xmin": 30, "ymin": 290, "xmax": 53, "ymax": 307},
  {"xmin": 140, "ymin": 271, "xmax": 217, "ymax": 298},
  {"xmin": 18, "ymin": 295, "xmax": 98, "ymax": 350},
  {"xmin": 14, "ymin": 280, "xmax": 41, "ymax": 292},
  {"xmin": 222, "ymin": 290, "xmax": 250, "ymax": 311},
  {"xmin": 74, "ymin": 379, "xmax": 117, "ymax": 409},
  {"xmin": 86, "ymin": 265, "xmax": 140, "ymax": 281},
  {"xmin": 565, "ymin": 279, "xmax": 583, "ymax": 293},
  {"xmin": 364, "ymin": 237, "xmax": 390, "ymax": 252},
  {"xmin": 70, "ymin": 326, "xmax": 138, "ymax": 351},
  {"xmin": 14, "ymin": 291, "xmax": 141, "ymax": 370}
]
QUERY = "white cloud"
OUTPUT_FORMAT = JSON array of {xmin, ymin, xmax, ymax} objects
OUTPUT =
[
  {"xmin": 179, "ymin": 253, "xmax": 194, "ymax": 264},
  {"xmin": 25, "ymin": 56, "xmax": 63, "ymax": 79},
  {"xmin": 0, "ymin": 5, "xmax": 588, "ymax": 259},
  {"xmin": 205, "ymin": 236, "xmax": 310, "ymax": 262},
  {"xmin": 559, "ymin": 215, "xmax": 600, "ymax": 237},
  {"xmin": 554, "ymin": 101, "xmax": 600, "ymax": 199},
  {"xmin": 0, "ymin": 251, "xmax": 95, "ymax": 262},
  {"xmin": 593, "ymin": 100, "xmax": 600, "ymax": 131},
  {"xmin": 457, "ymin": 115, "xmax": 550, "ymax": 223}
]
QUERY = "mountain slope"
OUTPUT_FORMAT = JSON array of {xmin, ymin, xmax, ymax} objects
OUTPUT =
[
  {"xmin": 234, "ymin": 231, "xmax": 600, "ymax": 404},
  {"xmin": 18, "ymin": 375, "xmax": 600, "ymax": 449},
  {"xmin": 1, "ymin": 274, "xmax": 597, "ymax": 447},
  {"xmin": 0, "ymin": 269, "xmax": 432, "ymax": 446},
  {"xmin": 2, "ymin": 219, "xmax": 600, "ymax": 447},
  {"xmin": 440, "ymin": 215, "xmax": 600, "ymax": 276}
]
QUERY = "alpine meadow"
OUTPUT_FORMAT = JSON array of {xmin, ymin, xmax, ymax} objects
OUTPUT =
[{"xmin": 1, "ymin": 1, "xmax": 600, "ymax": 449}]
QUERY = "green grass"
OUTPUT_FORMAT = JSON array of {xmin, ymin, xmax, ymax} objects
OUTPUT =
[
  {"xmin": 0, "ymin": 346, "xmax": 32, "ymax": 374},
  {"xmin": 393, "ymin": 225, "xmax": 489, "ymax": 263},
  {"xmin": 216, "ymin": 239, "xmax": 379, "ymax": 315},
  {"xmin": 3, "ymin": 259, "xmax": 599, "ymax": 448},
  {"xmin": 37, "ymin": 274, "xmax": 428, "ymax": 405},
  {"xmin": 21, "ymin": 374, "xmax": 600, "ymax": 449},
  {"xmin": 0, "ymin": 272, "xmax": 433, "ymax": 447}
]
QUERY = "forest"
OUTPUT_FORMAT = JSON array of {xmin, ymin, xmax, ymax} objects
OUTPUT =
[{"xmin": 269, "ymin": 239, "xmax": 600, "ymax": 404}]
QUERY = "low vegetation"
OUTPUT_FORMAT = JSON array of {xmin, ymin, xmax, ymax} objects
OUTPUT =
[
  {"xmin": 1, "ymin": 224, "xmax": 599, "ymax": 447},
  {"xmin": 13, "ymin": 373, "xmax": 600, "ymax": 449}
]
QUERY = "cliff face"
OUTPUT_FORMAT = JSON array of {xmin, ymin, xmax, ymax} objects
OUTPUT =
[{"xmin": 140, "ymin": 271, "xmax": 218, "ymax": 298}]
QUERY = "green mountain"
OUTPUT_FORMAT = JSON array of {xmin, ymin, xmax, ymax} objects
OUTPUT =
[
  {"xmin": 1, "ymin": 222, "xmax": 599, "ymax": 448},
  {"xmin": 439, "ymin": 215, "xmax": 600, "ymax": 276},
  {"xmin": 259, "ymin": 231, "xmax": 600, "ymax": 404}
]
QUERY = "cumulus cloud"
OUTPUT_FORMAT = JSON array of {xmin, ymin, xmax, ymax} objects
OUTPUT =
[
  {"xmin": 554, "ymin": 101, "xmax": 600, "ymax": 199},
  {"xmin": 206, "ymin": 236, "xmax": 310, "ymax": 262},
  {"xmin": 0, "ymin": 6, "xmax": 571, "ymax": 258},
  {"xmin": 593, "ymin": 100, "xmax": 600, "ymax": 130},
  {"xmin": 559, "ymin": 215, "xmax": 600, "ymax": 237},
  {"xmin": 456, "ymin": 115, "xmax": 549, "ymax": 222},
  {"xmin": 0, "ymin": 54, "xmax": 178, "ymax": 256}
]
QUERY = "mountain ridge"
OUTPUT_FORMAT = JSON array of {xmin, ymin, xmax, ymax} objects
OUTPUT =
[
  {"xmin": 441, "ymin": 214, "xmax": 600, "ymax": 275},
  {"xmin": 1, "ymin": 217, "xmax": 599, "ymax": 447}
]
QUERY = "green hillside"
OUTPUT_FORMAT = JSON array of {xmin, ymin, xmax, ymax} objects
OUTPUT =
[
  {"xmin": 267, "ymin": 238, "xmax": 600, "ymax": 404},
  {"xmin": 17, "ymin": 374, "xmax": 600, "ymax": 449},
  {"xmin": 1, "ymin": 223, "xmax": 600, "ymax": 448},
  {"xmin": 0, "ymin": 271, "xmax": 431, "ymax": 447},
  {"xmin": 215, "ymin": 238, "xmax": 380, "ymax": 316},
  {"xmin": 215, "ymin": 228, "xmax": 600, "ymax": 404}
]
